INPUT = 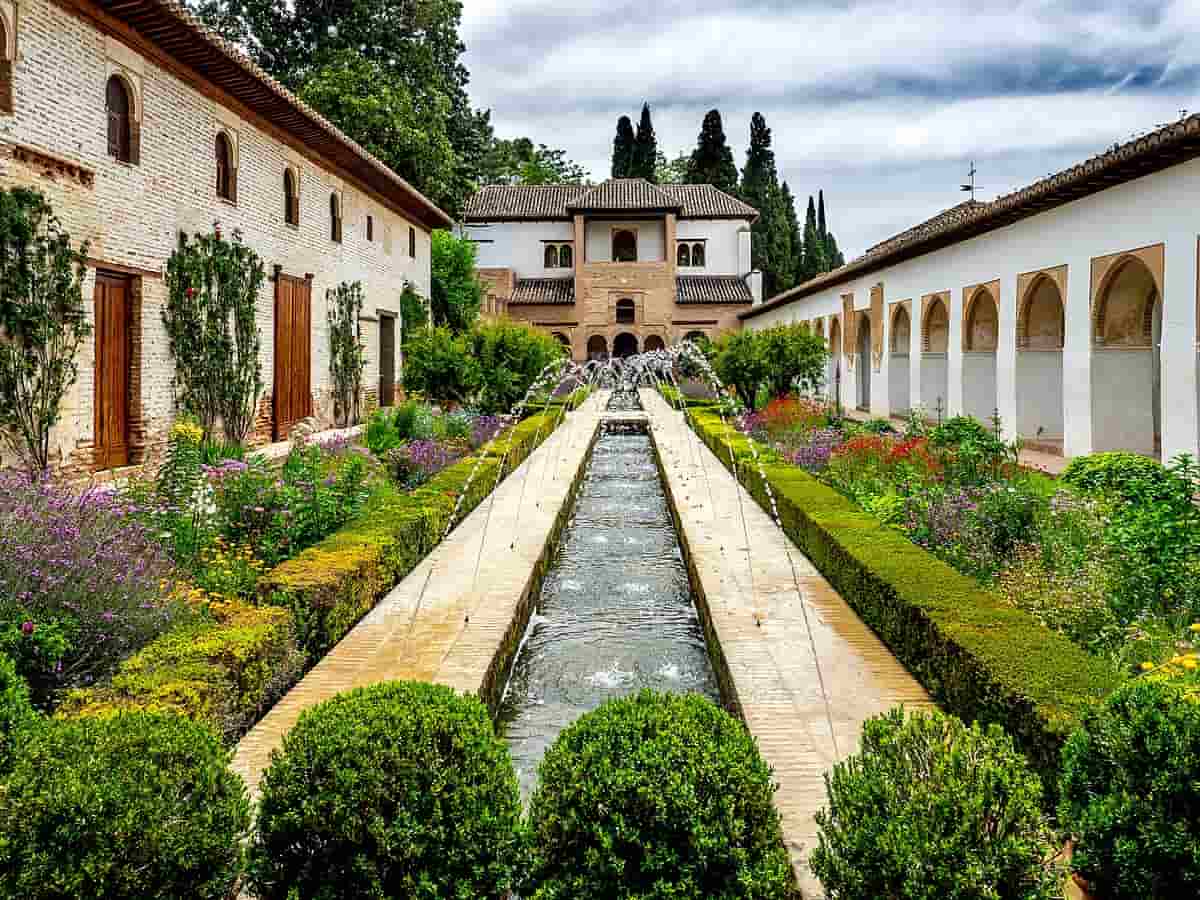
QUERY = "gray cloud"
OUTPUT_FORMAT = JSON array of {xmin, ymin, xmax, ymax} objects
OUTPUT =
[{"xmin": 459, "ymin": 0, "xmax": 1200, "ymax": 258}]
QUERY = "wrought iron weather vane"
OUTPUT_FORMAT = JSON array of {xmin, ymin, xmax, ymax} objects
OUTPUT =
[{"xmin": 961, "ymin": 161, "xmax": 979, "ymax": 202}]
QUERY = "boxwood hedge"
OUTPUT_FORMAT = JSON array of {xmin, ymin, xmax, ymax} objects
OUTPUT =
[{"xmin": 684, "ymin": 405, "xmax": 1123, "ymax": 792}]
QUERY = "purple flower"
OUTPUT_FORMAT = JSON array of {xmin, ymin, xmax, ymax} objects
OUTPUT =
[{"xmin": 20, "ymin": 620, "xmax": 34, "ymax": 635}]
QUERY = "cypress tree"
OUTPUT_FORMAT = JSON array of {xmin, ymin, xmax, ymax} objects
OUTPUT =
[
  {"xmin": 740, "ymin": 113, "xmax": 792, "ymax": 297},
  {"xmin": 686, "ymin": 109, "xmax": 739, "ymax": 192},
  {"xmin": 611, "ymin": 115, "xmax": 635, "ymax": 179},
  {"xmin": 631, "ymin": 103, "xmax": 658, "ymax": 181},
  {"xmin": 817, "ymin": 189, "xmax": 828, "ymax": 242},
  {"xmin": 781, "ymin": 182, "xmax": 803, "ymax": 288},
  {"xmin": 825, "ymin": 231, "xmax": 845, "ymax": 269},
  {"xmin": 800, "ymin": 195, "xmax": 827, "ymax": 283}
]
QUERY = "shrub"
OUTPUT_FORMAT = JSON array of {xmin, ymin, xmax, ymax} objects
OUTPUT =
[
  {"xmin": 1058, "ymin": 675, "xmax": 1200, "ymax": 899},
  {"xmin": 401, "ymin": 324, "xmax": 482, "ymax": 405},
  {"xmin": 527, "ymin": 690, "xmax": 793, "ymax": 899},
  {"xmin": 467, "ymin": 319, "xmax": 565, "ymax": 415},
  {"xmin": 0, "ymin": 711, "xmax": 250, "ymax": 900},
  {"xmin": 0, "ymin": 651, "xmax": 39, "ymax": 772},
  {"xmin": 1061, "ymin": 450, "xmax": 1176, "ymax": 504},
  {"xmin": 756, "ymin": 323, "xmax": 827, "ymax": 398},
  {"xmin": 714, "ymin": 329, "xmax": 767, "ymax": 409},
  {"xmin": 811, "ymin": 708, "xmax": 1061, "ymax": 900},
  {"xmin": 249, "ymin": 681, "xmax": 525, "ymax": 899}
]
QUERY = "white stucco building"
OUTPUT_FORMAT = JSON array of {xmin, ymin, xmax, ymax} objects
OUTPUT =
[{"xmin": 744, "ymin": 117, "xmax": 1200, "ymax": 463}]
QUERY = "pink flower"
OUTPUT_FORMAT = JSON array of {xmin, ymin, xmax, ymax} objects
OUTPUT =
[{"xmin": 20, "ymin": 620, "xmax": 34, "ymax": 635}]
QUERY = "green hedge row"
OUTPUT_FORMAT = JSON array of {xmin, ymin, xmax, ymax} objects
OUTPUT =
[
  {"xmin": 685, "ymin": 406, "xmax": 1124, "ymax": 792},
  {"xmin": 62, "ymin": 409, "xmax": 567, "ymax": 742}
]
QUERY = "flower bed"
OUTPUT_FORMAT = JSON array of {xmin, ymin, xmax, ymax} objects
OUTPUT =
[{"xmin": 683, "ymin": 403, "xmax": 1124, "ymax": 791}]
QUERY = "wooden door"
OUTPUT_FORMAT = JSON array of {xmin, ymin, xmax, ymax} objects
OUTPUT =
[
  {"xmin": 379, "ymin": 314, "xmax": 396, "ymax": 408},
  {"xmin": 273, "ymin": 273, "xmax": 312, "ymax": 440},
  {"xmin": 94, "ymin": 273, "xmax": 130, "ymax": 469}
]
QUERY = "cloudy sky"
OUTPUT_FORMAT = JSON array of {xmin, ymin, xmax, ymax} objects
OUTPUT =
[{"xmin": 459, "ymin": 0, "xmax": 1200, "ymax": 259}]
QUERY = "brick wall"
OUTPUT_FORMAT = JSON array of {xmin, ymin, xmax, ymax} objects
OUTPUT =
[{"xmin": 0, "ymin": 0, "xmax": 434, "ymax": 473}]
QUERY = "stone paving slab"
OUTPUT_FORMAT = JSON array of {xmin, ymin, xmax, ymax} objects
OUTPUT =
[
  {"xmin": 644, "ymin": 389, "xmax": 933, "ymax": 897},
  {"xmin": 231, "ymin": 394, "xmax": 607, "ymax": 799}
]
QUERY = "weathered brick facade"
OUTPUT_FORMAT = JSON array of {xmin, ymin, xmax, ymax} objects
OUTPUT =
[{"xmin": 0, "ymin": 0, "xmax": 444, "ymax": 475}]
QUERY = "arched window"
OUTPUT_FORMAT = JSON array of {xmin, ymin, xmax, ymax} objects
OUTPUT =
[
  {"xmin": 615, "ymin": 298, "xmax": 635, "ymax": 324},
  {"xmin": 283, "ymin": 169, "xmax": 299, "ymax": 226},
  {"xmin": 366, "ymin": 215, "xmax": 374, "ymax": 242},
  {"xmin": 676, "ymin": 243, "xmax": 691, "ymax": 267},
  {"xmin": 685, "ymin": 330, "xmax": 706, "ymax": 344},
  {"xmin": 215, "ymin": 132, "xmax": 235, "ymax": 201},
  {"xmin": 551, "ymin": 331, "xmax": 570, "ymax": 349},
  {"xmin": 691, "ymin": 242, "xmax": 705, "ymax": 267},
  {"xmin": 559, "ymin": 244, "xmax": 573, "ymax": 268},
  {"xmin": 544, "ymin": 244, "xmax": 559, "ymax": 268},
  {"xmin": 329, "ymin": 193, "xmax": 342, "ymax": 243},
  {"xmin": 0, "ymin": 17, "xmax": 13, "ymax": 115},
  {"xmin": 612, "ymin": 229, "xmax": 637, "ymax": 262},
  {"xmin": 106, "ymin": 75, "xmax": 134, "ymax": 164},
  {"xmin": 409, "ymin": 226, "xmax": 416, "ymax": 258}
]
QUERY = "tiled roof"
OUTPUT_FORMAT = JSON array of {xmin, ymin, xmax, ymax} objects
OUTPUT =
[
  {"xmin": 463, "ymin": 180, "xmax": 757, "ymax": 222},
  {"xmin": 90, "ymin": 0, "xmax": 451, "ymax": 229},
  {"xmin": 510, "ymin": 277, "xmax": 575, "ymax": 305},
  {"xmin": 743, "ymin": 112, "xmax": 1200, "ymax": 320},
  {"xmin": 676, "ymin": 275, "xmax": 754, "ymax": 305}
]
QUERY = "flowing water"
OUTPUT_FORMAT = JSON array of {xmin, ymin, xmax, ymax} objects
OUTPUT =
[{"xmin": 498, "ymin": 422, "xmax": 721, "ymax": 800}]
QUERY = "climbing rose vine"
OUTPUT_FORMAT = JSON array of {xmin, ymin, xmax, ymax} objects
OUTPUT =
[{"xmin": 326, "ymin": 280, "xmax": 365, "ymax": 428}]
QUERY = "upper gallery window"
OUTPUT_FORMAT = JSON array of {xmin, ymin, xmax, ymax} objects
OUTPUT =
[
  {"xmin": 612, "ymin": 229, "xmax": 637, "ymax": 262},
  {"xmin": 106, "ymin": 75, "xmax": 135, "ymax": 163},
  {"xmin": 215, "ymin": 132, "xmax": 235, "ymax": 201},
  {"xmin": 543, "ymin": 243, "xmax": 573, "ymax": 268},
  {"xmin": 284, "ymin": 169, "xmax": 300, "ymax": 226}
]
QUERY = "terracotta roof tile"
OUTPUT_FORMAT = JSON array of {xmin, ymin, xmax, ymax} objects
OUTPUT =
[
  {"xmin": 463, "ymin": 180, "xmax": 757, "ymax": 221},
  {"xmin": 566, "ymin": 179, "xmax": 680, "ymax": 212},
  {"xmin": 510, "ymin": 277, "xmax": 575, "ymax": 305},
  {"xmin": 676, "ymin": 275, "xmax": 754, "ymax": 305}
]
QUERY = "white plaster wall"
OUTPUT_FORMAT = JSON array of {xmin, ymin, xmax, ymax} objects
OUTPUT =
[
  {"xmin": 1016, "ymin": 352, "xmax": 1064, "ymax": 439},
  {"xmin": 675, "ymin": 219, "xmax": 744, "ymax": 274},
  {"xmin": 746, "ymin": 156, "xmax": 1200, "ymax": 461},
  {"xmin": 464, "ymin": 220, "xmax": 574, "ymax": 276},
  {"xmin": 1091, "ymin": 349, "xmax": 1156, "ymax": 455},
  {"xmin": 890, "ymin": 354, "xmax": 910, "ymax": 413},
  {"xmin": 920, "ymin": 354, "xmax": 949, "ymax": 418},
  {"xmin": 962, "ymin": 353, "xmax": 997, "ymax": 423},
  {"xmin": 585, "ymin": 219, "xmax": 665, "ymax": 262}
]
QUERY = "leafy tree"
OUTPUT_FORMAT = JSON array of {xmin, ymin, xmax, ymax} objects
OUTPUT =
[
  {"xmin": 430, "ymin": 230, "xmax": 483, "ymax": 333},
  {"xmin": 399, "ymin": 281, "xmax": 429, "ymax": 345},
  {"xmin": 481, "ymin": 137, "xmax": 587, "ymax": 185},
  {"xmin": 758, "ymin": 323, "xmax": 827, "ymax": 397},
  {"xmin": 467, "ymin": 320, "xmax": 565, "ymax": 415},
  {"xmin": 611, "ymin": 115, "xmax": 635, "ymax": 178},
  {"xmin": 739, "ymin": 113, "xmax": 794, "ymax": 297},
  {"xmin": 713, "ymin": 330, "xmax": 767, "ymax": 409},
  {"xmin": 298, "ymin": 52, "xmax": 459, "ymax": 215},
  {"xmin": 630, "ymin": 102, "xmax": 658, "ymax": 181},
  {"xmin": 0, "ymin": 189, "xmax": 91, "ymax": 473},
  {"xmin": 400, "ymin": 326, "xmax": 481, "ymax": 406},
  {"xmin": 654, "ymin": 150, "xmax": 689, "ymax": 185},
  {"xmin": 163, "ymin": 225, "xmax": 265, "ymax": 444},
  {"xmin": 686, "ymin": 109, "xmax": 739, "ymax": 193},
  {"xmin": 326, "ymin": 281, "xmax": 365, "ymax": 427}
]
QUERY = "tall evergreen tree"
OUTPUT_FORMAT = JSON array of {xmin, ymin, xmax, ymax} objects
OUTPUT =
[
  {"xmin": 611, "ymin": 115, "xmax": 636, "ymax": 178},
  {"xmin": 825, "ymin": 231, "xmax": 846, "ymax": 269},
  {"xmin": 740, "ymin": 113, "xmax": 793, "ymax": 297},
  {"xmin": 800, "ymin": 195, "xmax": 827, "ymax": 283},
  {"xmin": 685, "ymin": 109, "xmax": 739, "ymax": 192},
  {"xmin": 630, "ymin": 103, "xmax": 658, "ymax": 181},
  {"xmin": 817, "ymin": 189, "xmax": 828, "ymax": 242},
  {"xmin": 781, "ymin": 182, "xmax": 803, "ymax": 287}
]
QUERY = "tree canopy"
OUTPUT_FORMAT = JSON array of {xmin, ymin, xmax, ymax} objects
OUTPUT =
[
  {"xmin": 630, "ymin": 103, "xmax": 658, "ymax": 181},
  {"xmin": 481, "ymin": 137, "xmax": 588, "ymax": 185},
  {"xmin": 611, "ymin": 116, "xmax": 636, "ymax": 179},
  {"xmin": 739, "ymin": 112, "xmax": 795, "ymax": 297},
  {"xmin": 430, "ymin": 230, "xmax": 482, "ymax": 332},
  {"xmin": 685, "ymin": 110, "xmax": 738, "ymax": 193}
]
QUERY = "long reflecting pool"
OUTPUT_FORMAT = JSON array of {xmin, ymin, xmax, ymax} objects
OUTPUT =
[{"xmin": 499, "ymin": 423, "xmax": 721, "ymax": 799}]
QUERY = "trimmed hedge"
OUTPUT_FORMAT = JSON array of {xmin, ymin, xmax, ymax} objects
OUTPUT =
[
  {"xmin": 58, "ymin": 598, "xmax": 301, "ymax": 743},
  {"xmin": 262, "ymin": 407, "xmax": 566, "ymax": 658},
  {"xmin": 0, "ymin": 652, "xmax": 39, "ymax": 772},
  {"xmin": 685, "ymin": 406, "xmax": 1124, "ymax": 792}
]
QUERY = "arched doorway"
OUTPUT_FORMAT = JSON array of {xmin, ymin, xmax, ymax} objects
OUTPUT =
[
  {"xmin": 963, "ymin": 287, "xmax": 999, "ymax": 424},
  {"xmin": 613, "ymin": 332, "xmax": 638, "ymax": 358},
  {"xmin": 587, "ymin": 335, "xmax": 608, "ymax": 362},
  {"xmin": 856, "ymin": 312, "xmax": 871, "ymax": 411},
  {"xmin": 1017, "ymin": 276, "xmax": 1065, "ymax": 449},
  {"xmin": 615, "ymin": 298, "xmax": 635, "ymax": 324},
  {"xmin": 551, "ymin": 331, "xmax": 571, "ymax": 357},
  {"xmin": 1092, "ymin": 257, "xmax": 1161, "ymax": 456},
  {"xmin": 889, "ymin": 305, "xmax": 911, "ymax": 414},
  {"xmin": 828, "ymin": 318, "xmax": 842, "ymax": 407},
  {"xmin": 684, "ymin": 330, "xmax": 706, "ymax": 344},
  {"xmin": 921, "ymin": 297, "xmax": 950, "ymax": 420},
  {"xmin": 644, "ymin": 334, "xmax": 665, "ymax": 352}
]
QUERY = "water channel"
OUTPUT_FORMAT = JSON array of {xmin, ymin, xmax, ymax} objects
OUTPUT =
[{"xmin": 498, "ymin": 391, "xmax": 721, "ymax": 799}]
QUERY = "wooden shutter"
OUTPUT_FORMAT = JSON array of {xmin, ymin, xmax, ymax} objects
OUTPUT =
[
  {"xmin": 273, "ymin": 274, "xmax": 313, "ymax": 440},
  {"xmin": 94, "ymin": 275, "xmax": 130, "ymax": 469}
]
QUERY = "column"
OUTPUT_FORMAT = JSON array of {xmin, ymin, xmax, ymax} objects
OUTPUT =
[
  {"xmin": 1061, "ymin": 254, "xmax": 1093, "ymax": 457},
  {"xmin": 947, "ymin": 288, "xmax": 964, "ymax": 416},
  {"xmin": 995, "ymin": 274, "xmax": 1019, "ymax": 442},
  {"xmin": 1160, "ymin": 235, "xmax": 1199, "ymax": 461},
  {"xmin": 875, "ymin": 311, "xmax": 891, "ymax": 418},
  {"xmin": 909, "ymin": 299, "xmax": 922, "ymax": 414}
]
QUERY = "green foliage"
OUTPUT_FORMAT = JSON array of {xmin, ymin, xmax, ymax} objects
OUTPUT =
[
  {"xmin": 326, "ymin": 280, "xmax": 366, "ymax": 427},
  {"xmin": 812, "ymin": 707, "xmax": 1061, "ymax": 900},
  {"xmin": 0, "ymin": 652, "xmax": 39, "ymax": 773},
  {"xmin": 0, "ymin": 711, "xmax": 250, "ymax": 900},
  {"xmin": 528, "ymin": 690, "xmax": 792, "ymax": 899},
  {"xmin": 611, "ymin": 114, "xmax": 636, "ymax": 179},
  {"xmin": 739, "ymin": 112, "xmax": 796, "ymax": 296},
  {"xmin": 162, "ymin": 225, "xmax": 265, "ymax": 443},
  {"xmin": 401, "ymin": 325, "xmax": 481, "ymax": 405},
  {"xmin": 156, "ymin": 417, "xmax": 204, "ymax": 512},
  {"xmin": 468, "ymin": 319, "xmax": 565, "ymax": 414},
  {"xmin": 399, "ymin": 280, "xmax": 429, "ymax": 344},
  {"xmin": 686, "ymin": 109, "xmax": 739, "ymax": 192},
  {"xmin": 757, "ymin": 323, "xmax": 828, "ymax": 398},
  {"xmin": 481, "ymin": 136, "xmax": 588, "ymax": 184},
  {"xmin": 1059, "ymin": 675, "xmax": 1200, "ymax": 899},
  {"xmin": 630, "ymin": 102, "xmax": 658, "ymax": 181},
  {"xmin": 713, "ymin": 329, "xmax": 766, "ymax": 409},
  {"xmin": 431, "ymin": 229, "xmax": 483, "ymax": 332},
  {"xmin": 249, "ymin": 681, "xmax": 525, "ymax": 900},
  {"xmin": 0, "ymin": 188, "xmax": 91, "ymax": 473},
  {"xmin": 654, "ymin": 149, "xmax": 690, "ymax": 185},
  {"xmin": 366, "ymin": 407, "xmax": 403, "ymax": 455},
  {"xmin": 1061, "ymin": 450, "xmax": 1177, "ymax": 504},
  {"xmin": 799, "ymin": 194, "xmax": 827, "ymax": 283},
  {"xmin": 685, "ymin": 407, "xmax": 1125, "ymax": 793}
]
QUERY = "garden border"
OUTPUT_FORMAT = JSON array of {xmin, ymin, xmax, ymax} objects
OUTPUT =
[{"xmin": 682, "ymin": 402, "xmax": 1124, "ymax": 792}]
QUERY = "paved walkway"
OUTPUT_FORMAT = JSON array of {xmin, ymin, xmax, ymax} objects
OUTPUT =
[
  {"xmin": 231, "ymin": 395, "xmax": 606, "ymax": 798},
  {"xmin": 645, "ymin": 390, "xmax": 932, "ymax": 896}
]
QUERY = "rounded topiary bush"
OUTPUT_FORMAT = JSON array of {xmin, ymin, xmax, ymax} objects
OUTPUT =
[
  {"xmin": 0, "ymin": 652, "xmax": 39, "ymax": 773},
  {"xmin": 527, "ymin": 689, "xmax": 793, "ymax": 899},
  {"xmin": 1059, "ymin": 675, "xmax": 1200, "ymax": 899},
  {"xmin": 810, "ymin": 707, "xmax": 1061, "ymax": 900},
  {"xmin": 248, "ymin": 680, "xmax": 525, "ymax": 900},
  {"xmin": 1061, "ymin": 451, "xmax": 1174, "ymax": 503},
  {"xmin": 0, "ymin": 711, "xmax": 250, "ymax": 900}
]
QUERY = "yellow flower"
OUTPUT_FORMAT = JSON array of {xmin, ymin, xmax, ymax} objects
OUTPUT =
[
  {"xmin": 1140, "ymin": 661, "xmax": 1155, "ymax": 671},
  {"xmin": 1182, "ymin": 658, "xmax": 1199, "ymax": 671},
  {"xmin": 1190, "ymin": 623, "xmax": 1200, "ymax": 633}
]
